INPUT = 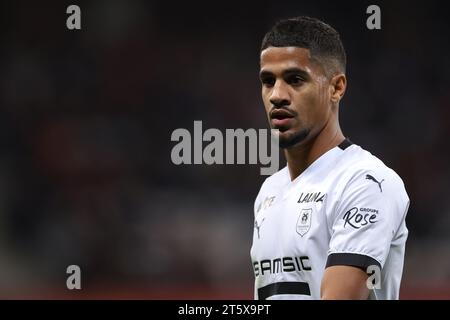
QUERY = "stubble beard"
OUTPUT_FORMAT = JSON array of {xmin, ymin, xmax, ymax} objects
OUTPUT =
[{"xmin": 278, "ymin": 128, "xmax": 311, "ymax": 149}]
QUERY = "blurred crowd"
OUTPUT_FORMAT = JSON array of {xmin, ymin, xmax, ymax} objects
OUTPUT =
[{"xmin": 0, "ymin": 0, "xmax": 449, "ymax": 298}]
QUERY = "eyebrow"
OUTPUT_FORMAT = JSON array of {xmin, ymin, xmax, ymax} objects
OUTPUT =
[{"xmin": 259, "ymin": 67, "xmax": 311, "ymax": 80}]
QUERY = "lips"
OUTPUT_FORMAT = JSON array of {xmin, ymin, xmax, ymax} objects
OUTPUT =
[
  {"xmin": 270, "ymin": 109, "xmax": 295, "ymax": 120},
  {"xmin": 270, "ymin": 109, "xmax": 295, "ymax": 128}
]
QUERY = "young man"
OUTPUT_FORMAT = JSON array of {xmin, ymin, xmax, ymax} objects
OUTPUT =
[{"xmin": 251, "ymin": 16, "xmax": 409, "ymax": 300}]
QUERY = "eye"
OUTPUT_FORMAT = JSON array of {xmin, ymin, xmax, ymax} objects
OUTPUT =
[
  {"xmin": 287, "ymin": 74, "xmax": 305, "ymax": 86},
  {"xmin": 260, "ymin": 76, "xmax": 275, "ymax": 88}
]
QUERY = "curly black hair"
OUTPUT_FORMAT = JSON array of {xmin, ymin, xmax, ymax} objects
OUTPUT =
[{"xmin": 261, "ymin": 16, "xmax": 346, "ymax": 76}]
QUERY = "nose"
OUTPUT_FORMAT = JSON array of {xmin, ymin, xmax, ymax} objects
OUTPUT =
[{"xmin": 269, "ymin": 80, "xmax": 290, "ymax": 108}]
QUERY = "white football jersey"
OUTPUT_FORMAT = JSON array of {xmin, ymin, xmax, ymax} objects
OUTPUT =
[{"xmin": 250, "ymin": 139, "xmax": 409, "ymax": 300}]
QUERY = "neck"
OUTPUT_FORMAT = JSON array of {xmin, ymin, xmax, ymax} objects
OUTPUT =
[{"xmin": 285, "ymin": 116, "xmax": 344, "ymax": 181}]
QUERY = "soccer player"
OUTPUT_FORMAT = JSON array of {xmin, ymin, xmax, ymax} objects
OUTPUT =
[{"xmin": 251, "ymin": 16, "xmax": 409, "ymax": 300}]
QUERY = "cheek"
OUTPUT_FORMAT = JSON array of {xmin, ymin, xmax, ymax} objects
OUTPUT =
[
  {"xmin": 308, "ymin": 85, "xmax": 329, "ymax": 117},
  {"xmin": 317, "ymin": 83, "xmax": 330, "ymax": 108},
  {"xmin": 262, "ymin": 90, "xmax": 272, "ymax": 112},
  {"xmin": 293, "ymin": 87, "xmax": 328, "ymax": 127},
  {"xmin": 295, "ymin": 87, "xmax": 320, "ymax": 116}
]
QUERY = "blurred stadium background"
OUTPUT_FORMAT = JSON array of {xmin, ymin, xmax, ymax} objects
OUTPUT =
[{"xmin": 1, "ymin": 0, "xmax": 449, "ymax": 299}]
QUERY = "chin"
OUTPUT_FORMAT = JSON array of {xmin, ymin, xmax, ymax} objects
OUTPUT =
[{"xmin": 278, "ymin": 128, "xmax": 310, "ymax": 149}]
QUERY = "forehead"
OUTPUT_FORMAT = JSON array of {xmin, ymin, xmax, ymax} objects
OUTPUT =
[{"xmin": 260, "ymin": 47, "xmax": 316, "ymax": 73}]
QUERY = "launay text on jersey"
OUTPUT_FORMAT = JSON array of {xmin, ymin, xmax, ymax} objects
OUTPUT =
[{"xmin": 297, "ymin": 192, "xmax": 326, "ymax": 203}]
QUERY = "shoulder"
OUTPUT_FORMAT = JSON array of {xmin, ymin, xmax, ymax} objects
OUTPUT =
[
  {"xmin": 335, "ymin": 144, "xmax": 409, "ymax": 213},
  {"xmin": 253, "ymin": 166, "xmax": 288, "ymax": 213},
  {"xmin": 341, "ymin": 145, "xmax": 407, "ymax": 194},
  {"xmin": 258, "ymin": 165, "xmax": 289, "ymax": 191}
]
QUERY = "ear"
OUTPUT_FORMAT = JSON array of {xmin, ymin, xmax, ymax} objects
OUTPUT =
[{"xmin": 330, "ymin": 74, "xmax": 347, "ymax": 104}]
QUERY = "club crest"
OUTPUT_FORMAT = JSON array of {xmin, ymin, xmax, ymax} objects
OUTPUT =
[{"xmin": 296, "ymin": 208, "xmax": 312, "ymax": 236}]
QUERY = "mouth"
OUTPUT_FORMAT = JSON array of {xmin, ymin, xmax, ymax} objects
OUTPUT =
[{"xmin": 270, "ymin": 109, "xmax": 295, "ymax": 129}]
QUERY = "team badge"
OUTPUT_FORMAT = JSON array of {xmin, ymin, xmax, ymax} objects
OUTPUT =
[{"xmin": 296, "ymin": 208, "xmax": 312, "ymax": 236}]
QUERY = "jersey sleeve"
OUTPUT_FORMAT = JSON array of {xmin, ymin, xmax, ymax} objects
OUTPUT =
[{"xmin": 326, "ymin": 167, "xmax": 409, "ymax": 271}]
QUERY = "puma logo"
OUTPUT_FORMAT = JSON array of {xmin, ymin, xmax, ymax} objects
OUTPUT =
[
  {"xmin": 254, "ymin": 218, "xmax": 265, "ymax": 239},
  {"xmin": 366, "ymin": 174, "xmax": 384, "ymax": 192}
]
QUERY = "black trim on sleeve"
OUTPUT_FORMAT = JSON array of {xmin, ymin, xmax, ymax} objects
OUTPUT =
[
  {"xmin": 326, "ymin": 253, "xmax": 381, "ymax": 271},
  {"xmin": 258, "ymin": 282, "xmax": 311, "ymax": 300},
  {"xmin": 338, "ymin": 138, "xmax": 353, "ymax": 150}
]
